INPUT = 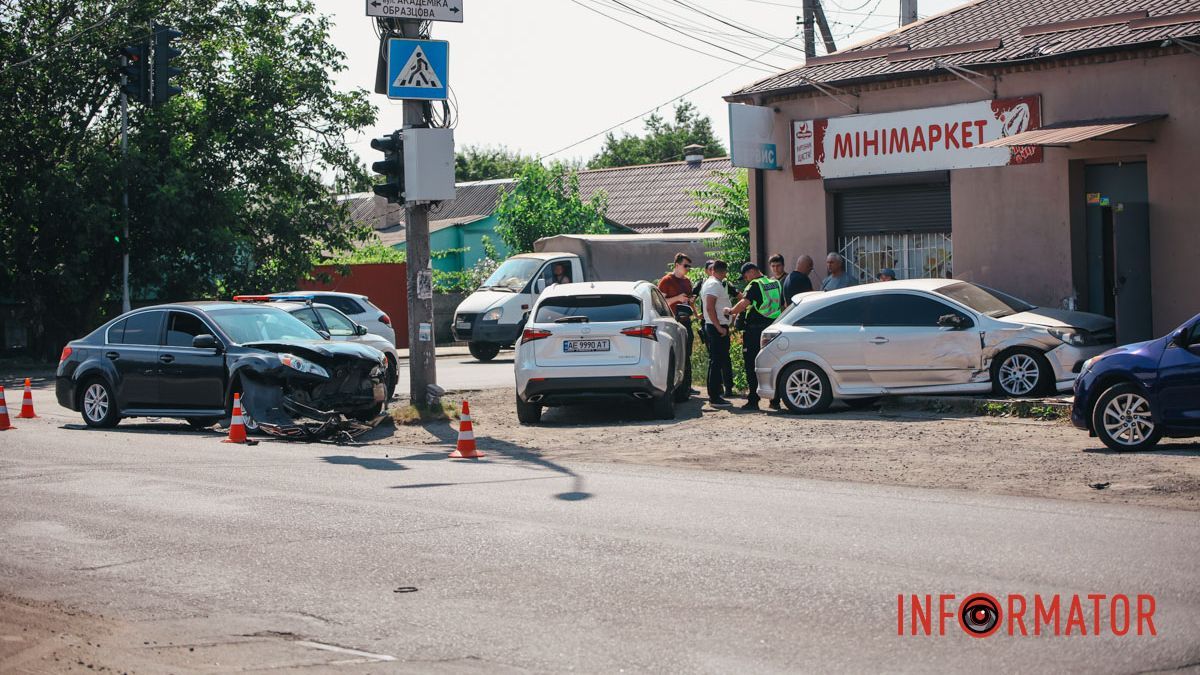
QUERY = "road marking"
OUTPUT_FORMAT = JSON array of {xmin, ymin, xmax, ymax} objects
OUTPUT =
[{"xmin": 294, "ymin": 640, "xmax": 396, "ymax": 662}]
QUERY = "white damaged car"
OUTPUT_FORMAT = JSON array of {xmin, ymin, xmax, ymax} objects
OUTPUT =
[{"xmin": 756, "ymin": 279, "xmax": 1115, "ymax": 414}]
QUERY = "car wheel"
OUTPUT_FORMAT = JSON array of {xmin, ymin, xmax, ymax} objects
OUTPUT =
[
  {"xmin": 385, "ymin": 355, "xmax": 398, "ymax": 400},
  {"xmin": 843, "ymin": 396, "xmax": 882, "ymax": 410},
  {"xmin": 516, "ymin": 394, "xmax": 542, "ymax": 424},
  {"xmin": 779, "ymin": 362, "xmax": 833, "ymax": 415},
  {"xmin": 469, "ymin": 342, "xmax": 501, "ymax": 362},
  {"xmin": 1092, "ymin": 383, "xmax": 1162, "ymax": 452},
  {"xmin": 653, "ymin": 356, "xmax": 677, "ymax": 420},
  {"xmin": 186, "ymin": 417, "xmax": 222, "ymax": 430},
  {"xmin": 79, "ymin": 378, "xmax": 120, "ymax": 428},
  {"xmin": 227, "ymin": 384, "xmax": 260, "ymax": 432},
  {"xmin": 352, "ymin": 402, "xmax": 385, "ymax": 422},
  {"xmin": 992, "ymin": 348, "xmax": 1051, "ymax": 397}
]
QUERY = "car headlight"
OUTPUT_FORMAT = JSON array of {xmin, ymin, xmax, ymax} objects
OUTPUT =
[
  {"xmin": 1048, "ymin": 327, "xmax": 1096, "ymax": 346},
  {"xmin": 482, "ymin": 307, "xmax": 503, "ymax": 321},
  {"xmin": 279, "ymin": 353, "xmax": 330, "ymax": 378}
]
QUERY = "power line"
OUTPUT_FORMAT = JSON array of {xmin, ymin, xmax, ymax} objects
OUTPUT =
[
  {"xmin": 541, "ymin": 33, "xmax": 801, "ymax": 161},
  {"xmin": 570, "ymin": 0, "xmax": 782, "ymax": 73},
  {"xmin": 601, "ymin": 0, "xmax": 794, "ymax": 53},
  {"xmin": 663, "ymin": 0, "xmax": 810, "ymax": 54},
  {"xmin": 603, "ymin": 0, "xmax": 790, "ymax": 70},
  {"xmin": 1, "ymin": 0, "xmax": 146, "ymax": 74}
]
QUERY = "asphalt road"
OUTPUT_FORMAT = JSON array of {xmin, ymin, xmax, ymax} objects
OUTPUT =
[
  {"xmin": 2, "ymin": 393, "xmax": 1199, "ymax": 672},
  {"xmin": 397, "ymin": 352, "xmax": 515, "ymax": 392}
]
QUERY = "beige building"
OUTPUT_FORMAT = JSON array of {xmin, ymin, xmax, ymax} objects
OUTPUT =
[{"xmin": 726, "ymin": 0, "xmax": 1200, "ymax": 343}]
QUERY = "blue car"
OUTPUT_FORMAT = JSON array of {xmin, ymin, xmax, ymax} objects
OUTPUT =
[{"xmin": 1072, "ymin": 314, "xmax": 1200, "ymax": 451}]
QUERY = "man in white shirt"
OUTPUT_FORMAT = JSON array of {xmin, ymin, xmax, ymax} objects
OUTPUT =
[{"xmin": 701, "ymin": 260, "xmax": 734, "ymax": 406}]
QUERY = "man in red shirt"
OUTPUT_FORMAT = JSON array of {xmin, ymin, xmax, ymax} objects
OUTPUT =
[{"xmin": 659, "ymin": 252, "xmax": 696, "ymax": 393}]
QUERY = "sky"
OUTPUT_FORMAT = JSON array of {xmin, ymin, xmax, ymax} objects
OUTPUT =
[{"xmin": 312, "ymin": 0, "xmax": 964, "ymax": 173}]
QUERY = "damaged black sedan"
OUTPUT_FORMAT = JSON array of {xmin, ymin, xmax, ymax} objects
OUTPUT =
[{"xmin": 56, "ymin": 302, "xmax": 389, "ymax": 437}]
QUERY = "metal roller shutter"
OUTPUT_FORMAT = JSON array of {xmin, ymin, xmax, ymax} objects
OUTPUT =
[{"xmin": 834, "ymin": 183, "xmax": 951, "ymax": 235}]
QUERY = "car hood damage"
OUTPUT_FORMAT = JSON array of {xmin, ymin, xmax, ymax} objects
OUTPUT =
[
  {"xmin": 1003, "ymin": 308, "xmax": 1115, "ymax": 333},
  {"xmin": 237, "ymin": 340, "xmax": 388, "ymax": 442}
]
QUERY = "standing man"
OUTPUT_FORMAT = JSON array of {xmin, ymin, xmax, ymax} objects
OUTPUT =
[
  {"xmin": 659, "ymin": 253, "xmax": 696, "ymax": 392},
  {"xmin": 822, "ymin": 252, "xmax": 859, "ymax": 291},
  {"xmin": 767, "ymin": 254, "xmax": 788, "ymax": 308},
  {"xmin": 784, "ymin": 254, "xmax": 815, "ymax": 302},
  {"xmin": 694, "ymin": 260, "xmax": 735, "ymax": 398},
  {"xmin": 701, "ymin": 260, "xmax": 734, "ymax": 406},
  {"xmin": 726, "ymin": 262, "xmax": 783, "ymax": 411}
]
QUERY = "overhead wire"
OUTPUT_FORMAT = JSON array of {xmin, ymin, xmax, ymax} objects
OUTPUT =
[
  {"xmin": 603, "ymin": 0, "xmax": 791, "ymax": 70},
  {"xmin": 569, "ymin": 0, "xmax": 782, "ymax": 73},
  {"xmin": 663, "ymin": 0, "xmax": 810, "ymax": 54},
  {"xmin": 1, "ymin": 0, "xmax": 152, "ymax": 74},
  {"xmin": 602, "ymin": 0, "xmax": 793, "ymax": 53},
  {"xmin": 540, "ymin": 31, "xmax": 802, "ymax": 161}
]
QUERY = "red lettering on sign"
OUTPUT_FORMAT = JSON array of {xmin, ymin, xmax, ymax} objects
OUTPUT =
[
  {"xmin": 911, "ymin": 125, "xmax": 927, "ymax": 152},
  {"xmin": 834, "ymin": 132, "xmax": 854, "ymax": 159},
  {"xmin": 863, "ymin": 129, "xmax": 879, "ymax": 156},
  {"xmin": 944, "ymin": 122, "xmax": 960, "ymax": 149},
  {"xmin": 974, "ymin": 119, "xmax": 988, "ymax": 142},
  {"xmin": 928, "ymin": 124, "xmax": 942, "ymax": 147},
  {"xmin": 889, "ymin": 127, "xmax": 909, "ymax": 154},
  {"xmin": 961, "ymin": 120, "xmax": 973, "ymax": 148}
]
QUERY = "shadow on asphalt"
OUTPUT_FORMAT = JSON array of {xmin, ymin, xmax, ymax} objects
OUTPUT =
[
  {"xmin": 320, "ymin": 455, "xmax": 408, "ymax": 471},
  {"xmin": 391, "ymin": 421, "xmax": 593, "ymax": 501},
  {"xmin": 1082, "ymin": 441, "xmax": 1200, "ymax": 456},
  {"xmin": 536, "ymin": 397, "xmax": 704, "ymax": 427}
]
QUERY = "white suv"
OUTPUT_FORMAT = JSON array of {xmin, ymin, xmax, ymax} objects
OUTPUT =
[{"xmin": 515, "ymin": 281, "xmax": 690, "ymax": 424}]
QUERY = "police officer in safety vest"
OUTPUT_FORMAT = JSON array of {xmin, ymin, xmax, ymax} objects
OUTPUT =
[{"xmin": 725, "ymin": 262, "xmax": 783, "ymax": 411}]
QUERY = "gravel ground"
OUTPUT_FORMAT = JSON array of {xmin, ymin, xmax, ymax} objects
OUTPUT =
[{"xmin": 385, "ymin": 388, "xmax": 1200, "ymax": 511}]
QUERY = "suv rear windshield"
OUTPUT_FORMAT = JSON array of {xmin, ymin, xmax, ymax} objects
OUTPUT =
[{"xmin": 535, "ymin": 295, "xmax": 642, "ymax": 324}]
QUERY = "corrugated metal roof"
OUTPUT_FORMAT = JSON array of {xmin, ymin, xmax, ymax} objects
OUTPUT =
[
  {"xmin": 576, "ymin": 157, "xmax": 735, "ymax": 233},
  {"xmin": 728, "ymin": 0, "xmax": 1200, "ymax": 100},
  {"xmin": 976, "ymin": 114, "xmax": 1166, "ymax": 145}
]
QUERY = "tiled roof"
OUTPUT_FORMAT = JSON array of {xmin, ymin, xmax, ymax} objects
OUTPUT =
[
  {"xmin": 728, "ymin": 0, "xmax": 1200, "ymax": 100},
  {"xmin": 577, "ymin": 157, "xmax": 735, "ymax": 233}
]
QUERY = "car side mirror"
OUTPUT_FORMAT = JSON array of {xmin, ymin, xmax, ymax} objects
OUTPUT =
[
  {"xmin": 355, "ymin": 324, "xmax": 368, "ymax": 336},
  {"xmin": 317, "ymin": 329, "xmax": 332, "ymax": 340},
  {"xmin": 1172, "ymin": 329, "xmax": 1190, "ymax": 348},
  {"xmin": 534, "ymin": 278, "xmax": 547, "ymax": 294},
  {"xmin": 192, "ymin": 334, "xmax": 221, "ymax": 351}
]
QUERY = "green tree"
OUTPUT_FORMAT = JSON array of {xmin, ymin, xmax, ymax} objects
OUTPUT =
[
  {"xmin": 0, "ymin": 0, "xmax": 375, "ymax": 357},
  {"xmin": 588, "ymin": 101, "xmax": 727, "ymax": 169},
  {"xmin": 691, "ymin": 169, "xmax": 750, "ymax": 267},
  {"xmin": 455, "ymin": 145, "xmax": 537, "ymax": 182},
  {"xmin": 493, "ymin": 162, "xmax": 608, "ymax": 254}
]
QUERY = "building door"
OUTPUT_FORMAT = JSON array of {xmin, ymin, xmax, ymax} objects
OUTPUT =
[{"xmin": 1084, "ymin": 163, "xmax": 1150, "ymax": 344}]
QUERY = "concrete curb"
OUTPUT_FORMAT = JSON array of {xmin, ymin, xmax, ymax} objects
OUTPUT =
[{"xmin": 882, "ymin": 394, "xmax": 1074, "ymax": 420}]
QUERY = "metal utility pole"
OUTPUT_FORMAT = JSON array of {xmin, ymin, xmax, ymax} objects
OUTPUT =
[
  {"xmin": 900, "ymin": 0, "xmax": 918, "ymax": 26},
  {"xmin": 399, "ymin": 19, "xmax": 437, "ymax": 407}
]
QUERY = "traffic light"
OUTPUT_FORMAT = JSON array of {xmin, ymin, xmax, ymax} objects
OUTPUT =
[
  {"xmin": 152, "ymin": 24, "xmax": 183, "ymax": 106},
  {"xmin": 371, "ymin": 131, "xmax": 405, "ymax": 204},
  {"xmin": 119, "ymin": 42, "xmax": 151, "ymax": 105}
]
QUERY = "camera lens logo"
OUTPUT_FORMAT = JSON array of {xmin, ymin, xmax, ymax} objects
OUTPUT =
[{"xmin": 958, "ymin": 593, "xmax": 1002, "ymax": 638}]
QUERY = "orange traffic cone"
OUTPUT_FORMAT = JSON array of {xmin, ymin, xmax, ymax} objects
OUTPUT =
[
  {"xmin": 0, "ymin": 386, "xmax": 14, "ymax": 430},
  {"xmin": 17, "ymin": 378, "xmax": 37, "ymax": 419},
  {"xmin": 449, "ymin": 400, "xmax": 484, "ymax": 458},
  {"xmin": 222, "ymin": 393, "xmax": 248, "ymax": 444}
]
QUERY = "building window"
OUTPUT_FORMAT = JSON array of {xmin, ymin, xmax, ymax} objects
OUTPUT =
[
  {"xmin": 832, "ymin": 180, "xmax": 951, "ymax": 282},
  {"xmin": 837, "ymin": 231, "xmax": 953, "ymax": 283}
]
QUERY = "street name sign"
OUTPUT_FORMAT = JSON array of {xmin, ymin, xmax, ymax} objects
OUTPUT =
[
  {"xmin": 387, "ymin": 38, "xmax": 448, "ymax": 100},
  {"xmin": 366, "ymin": 0, "xmax": 463, "ymax": 21}
]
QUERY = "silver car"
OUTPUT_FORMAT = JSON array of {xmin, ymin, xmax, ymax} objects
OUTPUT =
[
  {"xmin": 756, "ymin": 279, "xmax": 1115, "ymax": 414},
  {"xmin": 266, "ymin": 300, "xmax": 399, "ymax": 400}
]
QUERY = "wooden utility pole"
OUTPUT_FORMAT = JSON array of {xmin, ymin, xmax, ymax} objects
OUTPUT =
[{"xmin": 399, "ymin": 19, "xmax": 437, "ymax": 407}]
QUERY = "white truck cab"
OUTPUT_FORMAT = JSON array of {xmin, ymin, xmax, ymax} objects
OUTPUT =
[{"xmin": 452, "ymin": 252, "xmax": 583, "ymax": 361}]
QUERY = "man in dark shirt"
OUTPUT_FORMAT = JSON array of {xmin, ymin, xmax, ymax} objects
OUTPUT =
[
  {"xmin": 658, "ymin": 253, "xmax": 696, "ymax": 391},
  {"xmin": 783, "ymin": 254, "xmax": 815, "ymax": 304}
]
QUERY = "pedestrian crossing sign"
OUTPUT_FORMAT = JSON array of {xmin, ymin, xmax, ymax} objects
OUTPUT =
[{"xmin": 387, "ymin": 38, "xmax": 448, "ymax": 100}]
